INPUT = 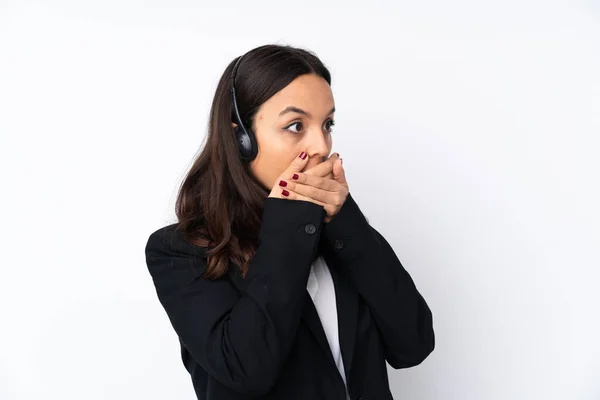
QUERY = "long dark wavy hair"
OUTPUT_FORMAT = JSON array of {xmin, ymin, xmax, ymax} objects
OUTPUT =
[{"xmin": 175, "ymin": 44, "xmax": 331, "ymax": 280}]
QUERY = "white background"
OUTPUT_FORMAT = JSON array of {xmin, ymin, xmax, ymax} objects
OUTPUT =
[{"xmin": 1, "ymin": 1, "xmax": 599, "ymax": 399}]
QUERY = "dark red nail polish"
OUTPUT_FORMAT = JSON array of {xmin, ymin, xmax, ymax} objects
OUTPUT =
[
  {"xmin": 292, "ymin": 173, "xmax": 299, "ymax": 180},
  {"xmin": 282, "ymin": 189, "xmax": 289, "ymax": 197},
  {"xmin": 299, "ymin": 151, "xmax": 307, "ymax": 159},
  {"xmin": 279, "ymin": 180, "xmax": 287, "ymax": 187}
]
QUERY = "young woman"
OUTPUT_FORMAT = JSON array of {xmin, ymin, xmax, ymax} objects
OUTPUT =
[{"xmin": 145, "ymin": 44, "xmax": 435, "ymax": 400}]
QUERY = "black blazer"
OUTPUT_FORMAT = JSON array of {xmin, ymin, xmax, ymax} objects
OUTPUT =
[{"xmin": 145, "ymin": 193, "xmax": 435, "ymax": 400}]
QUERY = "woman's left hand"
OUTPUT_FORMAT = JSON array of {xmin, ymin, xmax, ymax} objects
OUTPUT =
[{"xmin": 278, "ymin": 157, "xmax": 349, "ymax": 223}]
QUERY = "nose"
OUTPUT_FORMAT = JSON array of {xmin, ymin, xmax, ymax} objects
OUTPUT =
[{"xmin": 304, "ymin": 127, "xmax": 331, "ymax": 165}]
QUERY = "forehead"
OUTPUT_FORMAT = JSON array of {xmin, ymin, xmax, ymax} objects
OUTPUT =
[{"xmin": 259, "ymin": 74, "xmax": 334, "ymax": 117}]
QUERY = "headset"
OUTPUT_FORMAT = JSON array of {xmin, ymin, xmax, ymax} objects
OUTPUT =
[{"xmin": 230, "ymin": 54, "xmax": 258, "ymax": 162}]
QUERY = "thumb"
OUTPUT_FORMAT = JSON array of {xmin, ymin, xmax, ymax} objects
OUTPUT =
[{"xmin": 333, "ymin": 158, "xmax": 347, "ymax": 186}]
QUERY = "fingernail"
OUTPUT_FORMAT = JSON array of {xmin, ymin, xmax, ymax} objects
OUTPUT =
[
  {"xmin": 299, "ymin": 151, "xmax": 307, "ymax": 160},
  {"xmin": 282, "ymin": 189, "xmax": 289, "ymax": 197},
  {"xmin": 292, "ymin": 173, "xmax": 299, "ymax": 180},
  {"xmin": 279, "ymin": 180, "xmax": 287, "ymax": 187}
]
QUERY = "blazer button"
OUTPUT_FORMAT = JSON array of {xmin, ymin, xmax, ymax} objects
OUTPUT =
[
  {"xmin": 304, "ymin": 224, "xmax": 317, "ymax": 235},
  {"xmin": 333, "ymin": 239, "xmax": 344, "ymax": 250}
]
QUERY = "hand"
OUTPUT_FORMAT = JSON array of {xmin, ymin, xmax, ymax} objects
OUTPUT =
[
  {"xmin": 278, "ymin": 154, "xmax": 349, "ymax": 223},
  {"xmin": 268, "ymin": 151, "xmax": 310, "ymax": 199},
  {"xmin": 303, "ymin": 152, "xmax": 339, "ymax": 180}
]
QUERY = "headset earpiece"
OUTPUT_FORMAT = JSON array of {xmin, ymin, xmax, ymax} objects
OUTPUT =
[{"xmin": 234, "ymin": 124, "xmax": 258, "ymax": 161}]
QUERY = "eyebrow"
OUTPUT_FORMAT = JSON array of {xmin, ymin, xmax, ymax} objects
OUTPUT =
[{"xmin": 279, "ymin": 106, "xmax": 336, "ymax": 118}]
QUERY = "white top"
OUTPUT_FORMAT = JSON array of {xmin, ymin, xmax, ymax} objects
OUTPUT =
[{"xmin": 307, "ymin": 256, "xmax": 350, "ymax": 399}]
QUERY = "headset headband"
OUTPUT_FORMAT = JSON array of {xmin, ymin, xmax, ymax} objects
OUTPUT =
[{"xmin": 230, "ymin": 55, "xmax": 245, "ymax": 129}]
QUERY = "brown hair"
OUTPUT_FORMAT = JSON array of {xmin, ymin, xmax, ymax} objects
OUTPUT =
[{"xmin": 175, "ymin": 44, "xmax": 331, "ymax": 279}]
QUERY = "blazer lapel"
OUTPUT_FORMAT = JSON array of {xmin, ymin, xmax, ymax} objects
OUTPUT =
[
  {"xmin": 327, "ymin": 256, "xmax": 359, "ymax": 382},
  {"xmin": 302, "ymin": 291, "xmax": 336, "ymax": 365},
  {"xmin": 227, "ymin": 260, "xmax": 358, "ymax": 380},
  {"xmin": 227, "ymin": 264, "xmax": 337, "ymax": 366}
]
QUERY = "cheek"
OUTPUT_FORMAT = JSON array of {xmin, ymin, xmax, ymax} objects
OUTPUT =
[
  {"xmin": 250, "ymin": 133, "xmax": 300, "ymax": 187},
  {"xmin": 260, "ymin": 147, "xmax": 297, "ymax": 180}
]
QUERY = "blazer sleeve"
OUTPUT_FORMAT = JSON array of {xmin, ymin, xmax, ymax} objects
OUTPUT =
[
  {"xmin": 145, "ymin": 198, "xmax": 326, "ymax": 396},
  {"xmin": 319, "ymin": 193, "xmax": 435, "ymax": 369}
]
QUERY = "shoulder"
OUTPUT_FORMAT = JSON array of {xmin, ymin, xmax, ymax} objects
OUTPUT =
[{"xmin": 145, "ymin": 222, "xmax": 207, "ymax": 260}]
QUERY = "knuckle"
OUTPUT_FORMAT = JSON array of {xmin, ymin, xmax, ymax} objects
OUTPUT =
[{"xmin": 334, "ymin": 194, "xmax": 343, "ymax": 206}]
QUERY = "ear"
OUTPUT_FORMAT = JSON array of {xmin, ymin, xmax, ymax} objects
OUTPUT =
[{"xmin": 232, "ymin": 122, "xmax": 238, "ymax": 128}]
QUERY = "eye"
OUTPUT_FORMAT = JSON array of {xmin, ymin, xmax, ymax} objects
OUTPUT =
[
  {"xmin": 324, "ymin": 119, "xmax": 335, "ymax": 132},
  {"xmin": 284, "ymin": 121, "xmax": 303, "ymax": 134}
]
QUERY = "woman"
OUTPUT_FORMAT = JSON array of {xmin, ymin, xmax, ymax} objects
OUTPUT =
[{"xmin": 145, "ymin": 44, "xmax": 435, "ymax": 400}]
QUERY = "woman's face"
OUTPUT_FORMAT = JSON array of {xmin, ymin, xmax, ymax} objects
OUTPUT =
[{"xmin": 246, "ymin": 73, "xmax": 335, "ymax": 191}]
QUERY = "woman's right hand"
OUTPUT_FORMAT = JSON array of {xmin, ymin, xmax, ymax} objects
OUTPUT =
[
  {"xmin": 303, "ymin": 152, "xmax": 339, "ymax": 180},
  {"xmin": 268, "ymin": 151, "xmax": 310, "ymax": 199},
  {"xmin": 269, "ymin": 151, "xmax": 340, "ymax": 199}
]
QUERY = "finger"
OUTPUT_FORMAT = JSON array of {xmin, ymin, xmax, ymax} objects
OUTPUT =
[
  {"xmin": 305, "ymin": 152, "xmax": 337, "ymax": 176},
  {"xmin": 286, "ymin": 173, "xmax": 339, "ymax": 191},
  {"xmin": 303, "ymin": 152, "xmax": 339, "ymax": 177},
  {"xmin": 284, "ymin": 151, "xmax": 310, "ymax": 175},
  {"xmin": 279, "ymin": 179, "xmax": 345, "ymax": 207},
  {"xmin": 280, "ymin": 182, "xmax": 330, "ymax": 203},
  {"xmin": 333, "ymin": 158, "xmax": 348, "ymax": 186}
]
